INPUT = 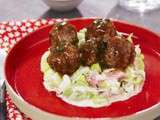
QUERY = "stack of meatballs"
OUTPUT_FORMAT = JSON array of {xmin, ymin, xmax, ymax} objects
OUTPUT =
[{"xmin": 47, "ymin": 19, "xmax": 135, "ymax": 75}]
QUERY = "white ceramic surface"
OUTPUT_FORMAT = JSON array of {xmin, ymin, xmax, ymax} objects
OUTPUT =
[
  {"xmin": 5, "ymin": 75, "xmax": 160, "ymax": 120},
  {"xmin": 0, "ymin": 49, "xmax": 7, "ymax": 87},
  {"xmin": 42, "ymin": 0, "xmax": 83, "ymax": 11}
]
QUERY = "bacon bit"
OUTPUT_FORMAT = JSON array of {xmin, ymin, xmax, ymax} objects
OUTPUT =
[
  {"xmin": 87, "ymin": 69, "xmax": 126, "ymax": 88},
  {"xmin": 103, "ymin": 69, "xmax": 126, "ymax": 81}
]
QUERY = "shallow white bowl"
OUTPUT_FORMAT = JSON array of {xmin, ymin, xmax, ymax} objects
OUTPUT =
[
  {"xmin": 42, "ymin": 0, "xmax": 83, "ymax": 11},
  {"xmin": 5, "ymin": 80, "xmax": 160, "ymax": 120}
]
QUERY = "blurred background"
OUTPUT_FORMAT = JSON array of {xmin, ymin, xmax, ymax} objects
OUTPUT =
[{"xmin": 0, "ymin": 0, "xmax": 160, "ymax": 32}]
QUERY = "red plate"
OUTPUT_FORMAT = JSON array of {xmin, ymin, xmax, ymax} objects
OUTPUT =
[{"xmin": 5, "ymin": 18, "xmax": 160, "ymax": 118}]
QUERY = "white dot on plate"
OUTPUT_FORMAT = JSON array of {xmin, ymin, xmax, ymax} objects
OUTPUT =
[
  {"xmin": 48, "ymin": 21, "xmax": 54, "ymax": 25},
  {"xmin": 0, "ymin": 29, "xmax": 5, "ymax": 34},
  {"xmin": 14, "ymin": 31, "xmax": 20, "ymax": 37},
  {"xmin": 9, "ymin": 113, "xmax": 14, "ymax": 118},
  {"xmin": 7, "ymin": 107, "xmax": 10, "ymax": 111},
  {"xmin": 22, "ymin": 33, "xmax": 27, "ymax": 37},
  {"xmin": 6, "ymin": 101, "xmax": 9, "ymax": 105},
  {"xmin": 16, "ymin": 37, "xmax": 21, "ymax": 41},
  {"xmin": 56, "ymin": 19, "xmax": 63, "ymax": 22},
  {"xmin": 10, "ymin": 44, "xmax": 14, "ymax": 48},
  {"xmin": 33, "ymin": 26, "xmax": 38, "ymax": 30},
  {"xmin": 4, "ymin": 47, "xmax": 9, "ymax": 51},
  {"xmin": 2, "ymin": 42, "xmax": 9, "ymax": 47},
  {"xmin": 0, "ymin": 39, "xmax": 3, "ymax": 44},
  {"xmin": 8, "ymin": 108, "xmax": 14, "ymax": 113},
  {"xmin": 6, "ymin": 27, "xmax": 12, "ymax": 32},
  {"xmin": 11, "ymin": 39, "xmax": 16, "ymax": 44},
  {"xmin": 35, "ymin": 21, "xmax": 41, "ymax": 26},
  {"xmin": 8, "ymin": 33, "xmax": 14, "ymax": 38},
  {"xmin": 3, "ymin": 36, "xmax": 9, "ymax": 42},
  {"xmin": 0, "ymin": 24, "xmax": 5, "ymax": 29},
  {"xmin": 41, "ymin": 19, "xmax": 47, "ymax": 24},
  {"xmin": 15, "ymin": 21, "xmax": 22, "ymax": 26},
  {"xmin": 13, "ymin": 26, "xmax": 18, "ymax": 30},
  {"xmin": 27, "ymin": 28, "xmax": 33, "ymax": 33},
  {"xmin": 26, "ymin": 22, "xmax": 31, "ymax": 27},
  {"xmin": 14, "ymin": 110, "xmax": 20, "ymax": 114},
  {"xmin": 16, "ymin": 116, "xmax": 22, "ymax": 120},
  {"xmin": 20, "ymin": 26, "xmax": 26, "ymax": 31}
]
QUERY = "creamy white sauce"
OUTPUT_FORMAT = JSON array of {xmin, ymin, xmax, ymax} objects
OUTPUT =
[
  {"xmin": 41, "ymin": 45, "xmax": 145, "ymax": 108},
  {"xmin": 41, "ymin": 29, "xmax": 145, "ymax": 108}
]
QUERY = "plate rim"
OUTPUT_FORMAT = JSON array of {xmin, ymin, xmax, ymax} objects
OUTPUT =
[{"xmin": 4, "ymin": 17, "xmax": 160, "ymax": 119}]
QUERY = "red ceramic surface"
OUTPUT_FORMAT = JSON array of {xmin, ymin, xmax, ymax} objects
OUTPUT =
[{"xmin": 4, "ymin": 18, "xmax": 160, "ymax": 118}]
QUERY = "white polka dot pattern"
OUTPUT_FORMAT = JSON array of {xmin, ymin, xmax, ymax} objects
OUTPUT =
[
  {"xmin": 0, "ymin": 19, "xmax": 57, "ymax": 52},
  {"xmin": 2, "ymin": 19, "xmax": 65, "ymax": 120}
]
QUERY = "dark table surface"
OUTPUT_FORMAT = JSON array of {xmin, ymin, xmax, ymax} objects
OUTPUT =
[{"xmin": 0, "ymin": 0, "xmax": 160, "ymax": 120}]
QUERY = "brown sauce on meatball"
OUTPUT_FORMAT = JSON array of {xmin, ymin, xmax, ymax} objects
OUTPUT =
[
  {"xmin": 47, "ymin": 19, "xmax": 135, "ymax": 75},
  {"xmin": 49, "ymin": 21, "xmax": 78, "ymax": 48},
  {"xmin": 85, "ymin": 19, "xmax": 117, "ymax": 43},
  {"xmin": 80, "ymin": 40, "xmax": 98, "ymax": 66},
  {"xmin": 48, "ymin": 22, "xmax": 80, "ymax": 75},
  {"xmin": 101, "ymin": 35, "xmax": 135, "ymax": 69},
  {"xmin": 47, "ymin": 44, "xmax": 80, "ymax": 75}
]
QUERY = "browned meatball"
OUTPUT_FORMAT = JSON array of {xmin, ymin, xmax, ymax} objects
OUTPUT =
[
  {"xmin": 47, "ymin": 44, "xmax": 80, "ymax": 75},
  {"xmin": 49, "ymin": 22, "xmax": 78, "ymax": 48},
  {"xmin": 101, "ymin": 35, "xmax": 135, "ymax": 69},
  {"xmin": 81, "ymin": 19, "xmax": 117, "ymax": 66},
  {"xmin": 80, "ymin": 40, "xmax": 98, "ymax": 66},
  {"xmin": 85, "ymin": 19, "xmax": 117, "ymax": 42}
]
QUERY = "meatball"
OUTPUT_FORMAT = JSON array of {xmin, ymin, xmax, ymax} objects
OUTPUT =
[
  {"xmin": 85, "ymin": 19, "xmax": 117, "ymax": 42},
  {"xmin": 80, "ymin": 19, "xmax": 118, "ymax": 66},
  {"xmin": 80, "ymin": 40, "xmax": 97, "ymax": 66},
  {"xmin": 101, "ymin": 35, "xmax": 135, "ymax": 69},
  {"xmin": 47, "ymin": 44, "xmax": 80, "ymax": 75},
  {"xmin": 81, "ymin": 19, "xmax": 117, "ymax": 65},
  {"xmin": 49, "ymin": 22, "xmax": 78, "ymax": 48}
]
